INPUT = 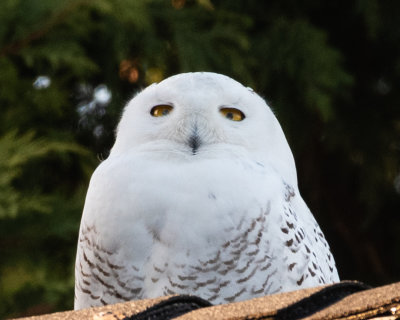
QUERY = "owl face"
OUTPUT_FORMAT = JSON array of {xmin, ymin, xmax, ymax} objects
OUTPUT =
[{"xmin": 112, "ymin": 72, "xmax": 296, "ymax": 184}]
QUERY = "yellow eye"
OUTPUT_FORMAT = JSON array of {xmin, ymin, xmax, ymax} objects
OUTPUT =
[
  {"xmin": 150, "ymin": 105, "xmax": 173, "ymax": 117},
  {"xmin": 220, "ymin": 107, "xmax": 245, "ymax": 121}
]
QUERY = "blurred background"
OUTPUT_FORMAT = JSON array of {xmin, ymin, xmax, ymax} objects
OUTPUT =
[{"xmin": 0, "ymin": 0, "xmax": 399, "ymax": 318}]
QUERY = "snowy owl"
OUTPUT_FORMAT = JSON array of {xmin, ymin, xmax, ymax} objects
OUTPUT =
[{"xmin": 74, "ymin": 72, "xmax": 339, "ymax": 310}]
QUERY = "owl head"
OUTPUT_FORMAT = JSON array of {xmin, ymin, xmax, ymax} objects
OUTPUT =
[{"xmin": 111, "ymin": 72, "xmax": 297, "ymax": 186}]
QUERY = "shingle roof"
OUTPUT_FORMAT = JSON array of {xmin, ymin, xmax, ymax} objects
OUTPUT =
[{"xmin": 15, "ymin": 281, "xmax": 400, "ymax": 320}]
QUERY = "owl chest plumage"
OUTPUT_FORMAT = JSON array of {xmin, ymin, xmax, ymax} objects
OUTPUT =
[{"xmin": 75, "ymin": 153, "xmax": 338, "ymax": 309}]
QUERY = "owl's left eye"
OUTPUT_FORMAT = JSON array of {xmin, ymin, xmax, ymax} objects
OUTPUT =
[
  {"xmin": 220, "ymin": 107, "xmax": 245, "ymax": 121},
  {"xmin": 150, "ymin": 105, "xmax": 173, "ymax": 117}
]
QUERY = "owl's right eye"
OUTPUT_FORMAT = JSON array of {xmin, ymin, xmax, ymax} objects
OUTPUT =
[{"xmin": 150, "ymin": 105, "xmax": 173, "ymax": 117}]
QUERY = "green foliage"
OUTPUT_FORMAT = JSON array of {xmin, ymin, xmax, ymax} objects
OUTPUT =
[
  {"xmin": 252, "ymin": 18, "xmax": 353, "ymax": 121},
  {"xmin": 0, "ymin": 130, "xmax": 90, "ymax": 219},
  {"xmin": 0, "ymin": 0, "xmax": 399, "ymax": 318}
]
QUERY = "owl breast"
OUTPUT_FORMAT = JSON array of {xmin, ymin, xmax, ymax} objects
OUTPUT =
[{"xmin": 75, "ymin": 152, "xmax": 338, "ymax": 309}]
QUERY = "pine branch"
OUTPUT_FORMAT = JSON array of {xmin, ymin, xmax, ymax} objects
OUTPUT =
[{"xmin": 0, "ymin": 0, "xmax": 93, "ymax": 57}]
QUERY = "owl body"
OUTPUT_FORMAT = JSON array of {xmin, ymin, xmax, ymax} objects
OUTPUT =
[{"xmin": 75, "ymin": 72, "xmax": 338, "ymax": 309}]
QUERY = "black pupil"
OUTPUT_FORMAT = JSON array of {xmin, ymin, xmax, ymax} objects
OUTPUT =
[
  {"xmin": 226, "ymin": 112, "xmax": 234, "ymax": 119},
  {"xmin": 162, "ymin": 108, "xmax": 169, "ymax": 115}
]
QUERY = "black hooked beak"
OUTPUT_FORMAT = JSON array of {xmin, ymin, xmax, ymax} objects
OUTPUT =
[{"xmin": 188, "ymin": 126, "xmax": 201, "ymax": 155}]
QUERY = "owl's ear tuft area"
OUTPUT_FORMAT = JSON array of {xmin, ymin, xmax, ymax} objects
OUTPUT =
[{"xmin": 246, "ymin": 87, "xmax": 256, "ymax": 94}]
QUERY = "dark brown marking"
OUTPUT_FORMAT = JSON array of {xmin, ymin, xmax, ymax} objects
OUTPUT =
[
  {"xmin": 250, "ymin": 231, "xmax": 263, "ymax": 245},
  {"xmin": 153, "ymin": 265, "xmax": 165, "ymax": 273},
  {"xmin": 285, "ymin": 239, "xmax": 294, "ymax": 247},
  {"xmin": 231, "ymin": 242, "xmax": 247, "ymax": 255},
  {"xmin": 130, "ymin": 288, "xmax": 141, "ymax": 295},
  {"xmin": 246, "ymin": 248, "xmax": 259, "ymax": 256},
  {"xmin": 164, "ymin": 287, "xmax": 176, "ymax": 295},
  {"xmin": 218, "ymin": 268, "xmax": 230, "ymax": 276},
  {"xmin": 114, "ymin": 291, "xmax": 132, "ymax": 301},
  {"xmin": 236, "ymin": 259, "xmax": 253, "ymax": 274},
  {"xmin": 83, "ymin": 251, "xmax": 94, "ymax": 268},
  {"xmin": 207, "ymin": 294, "xmax": 219, "ymax": 301},
  {"xmin": 208, "ymin": 286, "xmax": 221, "ymax": 293},
  {"xmin": 82, "ymin": 279, "xmax": 90, "ymax": 286},
  {"xmin": 178, "ymin": 274, "xmax": 197, "ymax": 281},
  {"xmin": 297, "ymin": 275, "xmax": 304, "ymax": 286},
  {"xmin": 132, "ymin": 275, "xmax": 145, "ymax": 281},
  {"xmin": 80, "ymin": 236, "xmax": 91, "ymax": 246},
  {"xmin": 262, "ymin": 269, "xmax": 277, "ymax": 290},
  {"xmin": 94, "ymin": 251, "xmax": 105, "ymax": 263},
  {"xmin": 224, "ymin": 288, "xmax": 246, "ymax": 302},
  {"xmin": 251, "ymin": 287, "xmax": 264, "ymax": 294},
  {"xmin": 79, "ymin": 263, "xmax": 91, "ymax": 277},
  {"xmin": 288, "ymin": 262, "xmax": 296, "ymax": 271},
  {"xmin": 94, "ymin": 243, "xmax": 113, "ymax": 255},
  {"xmin": 248, "ymin": 219, "xmax": 257, "ymax": 233},
  {"xmin": 286, "ymin": 221, "xmax": 295, "ymax": 229},
  {"xmin": 284, "ymin": 182, "xmax": 296, "ymax": 201},
  {"xmin": 82, "ymin": 224, "xmax": 97, "ymax": 235},
  {"xmin": 255, "ymin": 255, "xmax": 269, "ymax": 264},
  {"xmin": 93, "ymin": 273, "xmax": 115, "ymax": 290},
  {"xmin": 222, "ymin": 258, "xmax": 235, "ymax": 266},
  {"xmin": 206, "ymin": 251, "xmax": 221, "ymax": 265},
  {"xmin": 96, "ymin": 264, "xmax": 111, "ymax": 277},
  {"xmin": 191, "ymin": 264, "xmax": 220, "ymax": 273},
  {"xmin": 256, "ymin": 214, "xmax": 264, "ymax": 222},
  {"xmin": 80, "ymin": 286, "xmax": 92, "ymax": 295},
  {"xmin": 106, "ymin": 259, "xmax": 124, "ymax": 270},
  {"xmin": 132, "ymin": 265, "xmax": 140, "ymax": 272},
  {"xmin": 222, "ymin": 241, "xmax": 231, "ymax": 248},
  {"xmin": 195, "ymin": 277, "xmax": 217, "ymax": 288},
  {"xmin": 231, "ymin": 249, "xmax": 242, "ymax": 256},
  {"xmin": 236, "ymin": 266, "xmax": 258, "ymax": 284},
  {"xmin": 260, "ymin": 262, "xmax": 272, "ymax": 271},
  {"xmin": 231, "ymin": 241, "xmax": 241, "ymax": 249},
  {"xmin": 168, "ymin": 276, "xmax": 189, "ymax": 289},
  {"xmin": 281, "ymin": 228, "xmax": 289, "ymax": 234}
]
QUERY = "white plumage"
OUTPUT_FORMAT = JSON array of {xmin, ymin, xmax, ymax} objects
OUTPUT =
[{"xmin": 74, "ymin": 72, "xmax": 339, "ymax": 310}]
